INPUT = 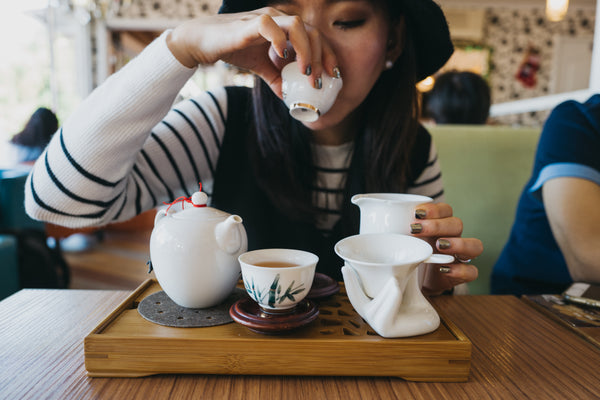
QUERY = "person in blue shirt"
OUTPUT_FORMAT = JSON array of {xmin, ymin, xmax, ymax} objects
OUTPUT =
[{"xmin": 492, "ymin": 94, "xmax": 600, "ymax": 295}]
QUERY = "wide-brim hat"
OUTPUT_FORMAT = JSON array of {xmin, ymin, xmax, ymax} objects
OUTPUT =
[{"xmin": 218, "ymin": 0, "xmax": 453, "ymax": 81}]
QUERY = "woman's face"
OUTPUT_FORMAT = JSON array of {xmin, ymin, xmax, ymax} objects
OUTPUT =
[{"xmin": 271, "ymin": 0, "xmax": 395, "ymax": 132}]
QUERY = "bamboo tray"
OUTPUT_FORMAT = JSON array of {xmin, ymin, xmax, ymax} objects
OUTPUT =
[{"xmin": 84, "ymin": 279, "xmax": 471, "ymax": 381}]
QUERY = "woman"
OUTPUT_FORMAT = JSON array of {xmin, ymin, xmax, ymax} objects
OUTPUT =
[{"xmin": 25, "ymin": 0, "xmax": 481, "ymax": 294}]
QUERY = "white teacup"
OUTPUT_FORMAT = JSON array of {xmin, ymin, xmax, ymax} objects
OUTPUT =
[
  {"xmin": 239, "ymin": 249, "xmax": 318, "ymax": 312},
  {"xmin": 281, "ymin": 61, "xmax": 343, "ymax": 122}
]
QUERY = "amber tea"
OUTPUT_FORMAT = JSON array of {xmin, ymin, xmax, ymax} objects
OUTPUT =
[{"xmin": 254, "ymin": 261, "xmax": 299, "ymax": 268}]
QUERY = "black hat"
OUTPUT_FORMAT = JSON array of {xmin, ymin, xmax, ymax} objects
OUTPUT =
[{"xmin": 218, "ymin": 0, "xmax": 453, "ymax": 81}]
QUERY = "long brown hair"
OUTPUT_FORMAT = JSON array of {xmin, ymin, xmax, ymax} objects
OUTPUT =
[{"xmin": 250, "ymin": 3, "xmax": 420, "ymax": 222}]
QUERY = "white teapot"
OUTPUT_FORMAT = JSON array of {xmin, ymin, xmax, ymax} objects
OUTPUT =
[{"xmin": 149, "ymin": 190, "xmax": 247, "ymax": 308}]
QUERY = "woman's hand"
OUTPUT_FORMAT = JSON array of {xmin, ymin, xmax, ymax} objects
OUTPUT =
[
  {"xmin": 166, "ymin": 7, "xmax": 339, "ymax": 98},
  {"xmin": 410, "ymin": 202, "xmax": 482, "ymax": 295}
]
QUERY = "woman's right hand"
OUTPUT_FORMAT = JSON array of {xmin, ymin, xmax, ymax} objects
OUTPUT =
[{"xmin": 166, "ymin": 7, "xmax": 338, "ymax": 98}]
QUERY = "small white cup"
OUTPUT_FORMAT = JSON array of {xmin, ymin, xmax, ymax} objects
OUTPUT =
[
  {"xmin": 239, "ymin": 249, "xmax": 318, "ymax": 312},
  {"xmin": 281, "ymin": 61, "xmax": 343, "ymax": 122}
]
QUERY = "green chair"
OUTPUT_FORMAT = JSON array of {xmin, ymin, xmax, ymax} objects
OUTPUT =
[
  {"xmin": 0, "ymin": 234, "xmax": 19, "ymax": 300},
  {"xmin": 0, "ymin": 168, "xmax": 44, "ymax": 231},
  {"xmin": 429, "ymin": 125, "xmax": 541, "ymax": 294},
  {"xmin": 0, "ymin": 168, "xmax": 47, "ymax": 299}
]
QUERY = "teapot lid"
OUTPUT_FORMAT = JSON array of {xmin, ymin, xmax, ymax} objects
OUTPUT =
[{"xmin": 163, "ymin": 186, "xmax": 229, "ymax": 221}]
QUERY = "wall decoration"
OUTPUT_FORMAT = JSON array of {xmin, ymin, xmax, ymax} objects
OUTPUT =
[
  {"xmin": 515, "ymin": 45, "xmax": 541, "ymax": 88},
  {"xmin": 482, "ymin": 7, "xmax": 595, "ymax": 126}
]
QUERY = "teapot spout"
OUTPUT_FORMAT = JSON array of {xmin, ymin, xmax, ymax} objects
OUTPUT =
[{"xmin": 215, "ymin": 215, "xmax": 245, "ymax": 254}]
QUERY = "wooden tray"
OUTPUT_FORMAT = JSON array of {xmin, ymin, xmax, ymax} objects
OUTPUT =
[{"xmin": 84, "ymin": 279, "xmax": 471, "ymax": 381}]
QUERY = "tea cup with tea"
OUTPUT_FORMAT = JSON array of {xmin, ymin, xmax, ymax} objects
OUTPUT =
[
  {"xmin": 238, "ymin": 248, "xmax": 318, "ymax": 312},
  {"xmin": 281, "ymin": 61, "xmax": 343, "ymax": 122}
]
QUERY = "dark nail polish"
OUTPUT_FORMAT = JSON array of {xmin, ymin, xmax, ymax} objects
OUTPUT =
[
  {"xmin": 315, "ymin": 77, "xmax": 322, "ymax": 89},
  {"xmin": 283, "ymin": 48, "xmax": 289, "ymax": 59},
  {"xmin": 305, "ymin": 65, "xmax": 312, "ymax": 76},
  {"xmin": 333, "ymin": 66, "xmax": 341, "ymax": 79},
  {"xmin": 438, "ymin": 239, "xmax": 451, "ymax": 249},
  {"xmin": 415, "ymin": 209, "xmax": 427, "ymax": 219},
  {"xmin": 410, "ymin": 223, "xmax": 422, "ymax": 234}
]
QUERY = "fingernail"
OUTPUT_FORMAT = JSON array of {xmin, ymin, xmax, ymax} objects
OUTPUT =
[
  {"xmin": 415, "ymin": 209, "xmax": 427, "ymax": 219},
  {"xmin": 315, "ymin": 76, "xmax": 322, "ymax": 89},
  {"xmin": 333, "ymin": 66, "xmax": 341, "ymax": 79},
  {"xmin": 437, "ymin": 239, "xmax": 451, "ymax": 249},
  {"xmin": 439, "ymin": 266, "xmax": 451, "ymax": 273},
  {"xmin": 305, "ymin": 65, "xmax": 312, "ymax": 76},
  {"xmin": 282, "ymin": 48, "xmax": 289, "ymax": 59},
  {"xmin": 410, "ymin": 223, "xmax": 422, "ymax": 234}
]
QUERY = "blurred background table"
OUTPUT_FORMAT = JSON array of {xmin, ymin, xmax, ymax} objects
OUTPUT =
[{"xmin": 2, "ymin": 289, "xmax": 600, "ymax": 399}]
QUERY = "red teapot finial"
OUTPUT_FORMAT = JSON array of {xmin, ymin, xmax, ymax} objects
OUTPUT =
[{"xmin": 163, "ymin": 182, "xmax": 207, "ymax": 212}]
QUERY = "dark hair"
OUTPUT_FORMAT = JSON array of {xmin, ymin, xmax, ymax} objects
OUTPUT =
[
  {"xmin": 423, "ymin": 71, "xmax": 491, "ymax": 124},
  {"xmin": 250, "ymin": 2, "xmax": 421, "ymax": 221},
  {"xmin": 11, "ymin": 107, "xmax": 58, "ymax": 148}
]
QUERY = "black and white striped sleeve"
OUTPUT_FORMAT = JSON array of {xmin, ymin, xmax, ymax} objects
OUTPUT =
[{"xmin": 25, "ymin": 30, "xmax": 228, "ymax": 228}]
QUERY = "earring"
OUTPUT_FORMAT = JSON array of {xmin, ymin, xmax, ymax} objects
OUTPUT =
[{"xmin": 385, "ymin": 60, "xmax": 394, "ymax": 70}]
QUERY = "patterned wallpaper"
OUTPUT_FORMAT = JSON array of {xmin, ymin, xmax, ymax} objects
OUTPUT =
[
  {"xmin": 106, "ymin": 1, "xmax": 596, "ymax": 126},
  {"xmin": 483, "ymin": 7, "xmax": 596, "ymax": 126},
  {"xmin": 113, "ymin": 0, "xmax": 221, "ymax": 18}
]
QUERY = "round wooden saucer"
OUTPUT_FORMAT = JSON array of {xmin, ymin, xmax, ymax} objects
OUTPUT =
[
  {"xmin": 307, "ymin": 272, "xmax": 340, "ymax": 300},
  {"xmin": 229, "ymin": 298, "xmax": 319, "ymax": 335}
]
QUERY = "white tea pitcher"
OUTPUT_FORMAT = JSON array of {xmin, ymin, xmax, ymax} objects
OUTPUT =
[{"xmin": 351, "ymin": 193, "xmax": 432, "ymax": 234}]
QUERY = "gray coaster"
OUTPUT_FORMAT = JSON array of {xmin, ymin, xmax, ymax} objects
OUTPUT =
[{"xmin": 138, "ymin": 288, "xmax": 247, "ymax": 328}]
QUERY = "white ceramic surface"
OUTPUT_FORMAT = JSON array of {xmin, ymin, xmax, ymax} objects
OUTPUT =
[
  {"xmin": 149, "ymin": 191, "xmax": 247, "ymax": 309},
  {"xmin": 281, "ymin": 61, "xmax": 343, "ymax": 122},
  {"xmin": 351, "ymin": 193, "xmax": 432, "ymax": 234},
  {"xmin": 336, "ymin": 233, "xmax": 454, "ymax": 338},
  {"xmin": 239, "ymin": 248, "xmax": 318, "ymax": 311}
]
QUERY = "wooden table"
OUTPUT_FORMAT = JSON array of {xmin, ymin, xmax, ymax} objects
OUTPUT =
[{"xmin": 2, "ymin": 290, "xmax": 600, "ymax": 399}]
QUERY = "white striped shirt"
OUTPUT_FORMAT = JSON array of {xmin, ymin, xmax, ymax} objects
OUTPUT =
[{"xmin": 25, "ymin": 31, "xmax": 444, "ymax": 230}]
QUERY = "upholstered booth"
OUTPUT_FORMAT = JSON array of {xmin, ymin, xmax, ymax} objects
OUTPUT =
[
  {"xmin": 429, "ymin": 125, "xmax": 541, "ymax": 294},
  {"xmin": 0, "ymin": 168, "xmax": 46, "ymax": 299},
  {"xmin": 0, "ymin": 234, "xmax": 19, "ymax": 300}
]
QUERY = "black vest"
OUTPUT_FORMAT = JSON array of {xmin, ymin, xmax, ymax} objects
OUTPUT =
[{"xmin": 211, "ymin": 86, "xmax": 431, "ymax": 281}]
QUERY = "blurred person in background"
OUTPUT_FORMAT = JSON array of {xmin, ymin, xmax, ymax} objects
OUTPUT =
[
  {"xmin": 2, "ymin": 107, "xmax": 100, "ymax": 252},
  {"xmin": 422, "ymin": 71, "xmax": 491, "ymax": 125},
  {"xmin": 3, "ymin": 107, "xmax": 58, "ymax": 167}
]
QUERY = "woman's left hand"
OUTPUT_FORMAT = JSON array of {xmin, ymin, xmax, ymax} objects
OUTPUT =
[{"xmin": 409, "ymin": 202, "xmax": 482, "ymax": 295}]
